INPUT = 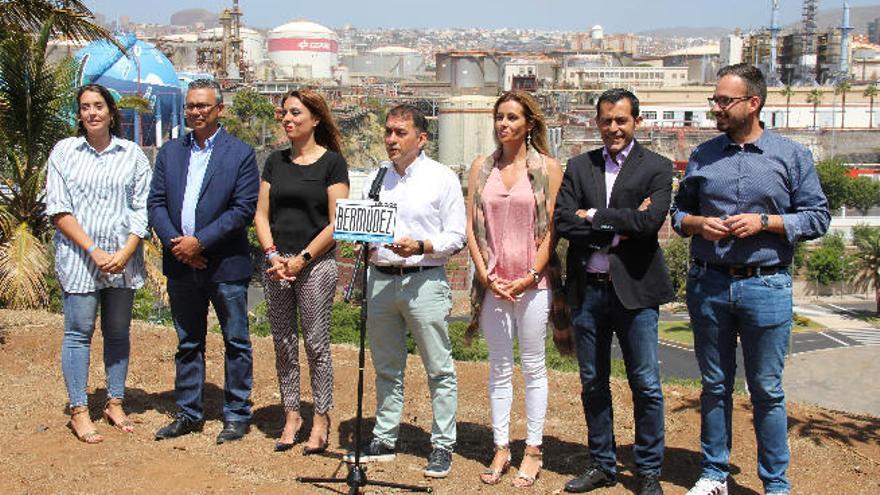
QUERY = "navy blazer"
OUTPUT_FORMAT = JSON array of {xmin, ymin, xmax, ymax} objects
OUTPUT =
[
  {"xmin": 554, "ymin": 140, "xmax": 675, "ymax": 310},
  {"xmin": 147, "ymin": 127, "xmax": 259, "ymax": 283}
]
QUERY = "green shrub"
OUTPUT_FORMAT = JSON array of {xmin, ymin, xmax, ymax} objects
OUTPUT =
[
  {"xmin": 131, "ymin": 287, "xmax": 173, "ymax": 325},
  {"xmin": 805, "ymin": 232, "xmax": 853, "ymax": 286},
  {"xmin": 663, "ymin": 236, "xmax": 690, "ymax": 302}
]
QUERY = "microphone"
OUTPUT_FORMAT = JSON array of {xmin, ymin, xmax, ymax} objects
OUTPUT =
[{"xmin": 368, "ymin": 161, "xmax": 390, "ymax": 201}]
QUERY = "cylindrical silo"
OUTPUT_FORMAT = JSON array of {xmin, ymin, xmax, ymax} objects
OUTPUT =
[
  {"xmin": 198, "ymin": 27, "xmax": 267, "ymax": 67},
  {"xmin": 436, "ymin": 52, "xmax": 452, "ymax": 83},
  {"xmin": 268, "ymin": 19, "xmax": 338, "ymax": 79},
  {"xmin": 438, "ymin": 95, "xmax": 497, "ymax": 177},
  {"xmin": 451, "ymin": 55, "xmax": 484, "ymax": 90}
]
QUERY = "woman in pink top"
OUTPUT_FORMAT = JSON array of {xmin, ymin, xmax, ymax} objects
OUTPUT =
[{"xmin": 466, "ymin": 91, "xmax": 564, "ymax": 488}]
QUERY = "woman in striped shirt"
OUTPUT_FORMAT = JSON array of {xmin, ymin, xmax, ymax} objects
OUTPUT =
[{"xmin": 45, "ymin": 84, "xmax": 152, "ymax": 444}]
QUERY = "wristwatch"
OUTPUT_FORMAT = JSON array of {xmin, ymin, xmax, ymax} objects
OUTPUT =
[
  {"xmin": 760, "ymin": 213, "xmax": 769, "ymax": 230},
  {"xmin": 299, "ymin": 249, "xmax": 313, "ymax": 263}
]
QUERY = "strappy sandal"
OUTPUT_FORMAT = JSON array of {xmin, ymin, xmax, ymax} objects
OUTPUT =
[
  {"xmin": 480, "ymin": 445, "xmax": 511, "ymax": 485},
  {"xmin": 69, "ymin": 406, "xmax": 103, "ymax": 444},
  {"xmin": 103, "ymin": 398, "xmax": 134, "ymax": 433},
  {"xmin": 512, "ymin": 448, "xmax": 543, "ymax": 488}
]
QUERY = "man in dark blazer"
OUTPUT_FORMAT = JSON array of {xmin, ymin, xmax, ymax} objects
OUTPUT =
[
  {"xmin": 555, "ymin": 88, "xmax": 674, "ymax": 495},
  {"xmin": 148, "ymin": 79, "xmax": 259, "ymax": 444}
]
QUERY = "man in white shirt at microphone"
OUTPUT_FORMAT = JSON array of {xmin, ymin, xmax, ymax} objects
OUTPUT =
[{"xmin": 343, "ymin": 104, "xmax": 466, "ymax": 478}]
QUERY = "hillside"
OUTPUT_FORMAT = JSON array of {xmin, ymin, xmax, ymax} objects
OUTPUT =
[{"xmin": 0, "ymin": 309, "xmax": 877, "ymax": 494}]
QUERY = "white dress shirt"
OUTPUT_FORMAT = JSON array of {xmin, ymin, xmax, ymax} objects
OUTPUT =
[{"xmin": 362, "ymin": 152, "xmax": 466, "ymax": 267}]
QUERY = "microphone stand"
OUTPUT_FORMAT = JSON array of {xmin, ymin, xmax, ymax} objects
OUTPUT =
[{"xmin": 297, "ymin": 167, "xmax": 430, "ymax": 494}]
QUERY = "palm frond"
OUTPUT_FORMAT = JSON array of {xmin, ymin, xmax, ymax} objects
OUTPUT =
[
  {"xmin": 853, "ymin": 231, "xmax": 880, "ymax": 286},
  {"xmin": 0, "ymin": 0, "xmax": 123, "ymax": 50},
  {"xmin": 0, "ymin": 222, "xmax": 49, "ymax": 309},
  {"xmin": 117, "ymin": 95, "xmax": 153, "ymax": 115},
  {"xmin": 0, "ymin": 29, "xmax": 77, "ymax": 236},
  {"xmin": 143, "ymin": 235, "xmax": 167, "ymax": 305}
]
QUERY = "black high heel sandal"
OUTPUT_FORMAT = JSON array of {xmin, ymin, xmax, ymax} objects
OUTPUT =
[{"xmin": 302, "ymin": 416, "xmax": 331, "ymax": 456}]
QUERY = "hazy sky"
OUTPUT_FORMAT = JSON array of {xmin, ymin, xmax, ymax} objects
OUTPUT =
[{"xmin": 84, "ymin": 0, "xmax": 878, "ymax": 32}]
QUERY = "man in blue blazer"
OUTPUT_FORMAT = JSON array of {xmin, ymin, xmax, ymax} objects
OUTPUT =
[{"xmin": 148, "ymin": 79, "xmax": 259, "ymax": 444}]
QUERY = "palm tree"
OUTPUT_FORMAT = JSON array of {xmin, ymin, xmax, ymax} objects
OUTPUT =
[
  {"xmin": 0, "ymin": 20, "xmax": 80, "ymax": 308},
  {"xmin": 0, "ymin": 23, "xmax": 77, "ymax": 236},
  {"xmin": 852, "ymin": 225, "xmax": 880, "ymax": 313},
  {"xmin": 864, "ymin": 84, "xmax": 878, "ymax": 129},
  {"xmin": 0, "ymin": 0, "xmax": 118, "ymax": 48},
  {"xmin": 780, "ymin": 84, "xmax": 795, "ymax": 128},
  {"xmin": 835, "ymin": 79, "xmax": 851, "ymax": 129},
  {"xmin": 807, "ymin": 88, "xmax": 823, "ymax": 129}
]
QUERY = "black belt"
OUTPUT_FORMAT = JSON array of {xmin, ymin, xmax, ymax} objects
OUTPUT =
[
  {"xmin": 372, "ymin": 264, "xmax": 440, "ymax": 276},
  {"xmin": 584, "ymin": 272, "xmax": 612, "ymax": 284},
  {"xmin": 693, "ymin": 258, "xmax": 788, "ymax": 278}
]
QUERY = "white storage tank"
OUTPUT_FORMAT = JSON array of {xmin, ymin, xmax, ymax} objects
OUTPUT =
[
  {"xmin": 198, "ymin": 27, "xmax": 267, "ymax": 67},
  {"xmin": 268, "ymin": 19, "xmax": 338, "ymax": 80},
  {"xmin": 438, "ymin": 95, "xmax": 497, "ymax": 177}
]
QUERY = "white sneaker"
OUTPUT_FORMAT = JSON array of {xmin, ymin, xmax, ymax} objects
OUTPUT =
[{"xmin": 686, "ymin": 478, "xmax": 728, "ymax": 495}]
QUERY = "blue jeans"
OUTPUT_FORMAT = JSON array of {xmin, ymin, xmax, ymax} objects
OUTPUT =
[
  {"xmin": 571, "ymin": 282, "xmax": 665, "ymax": 476},
  {"xmin": 686, "ymin": 265, "xmax": 792, "ymax": 494},
  {"xmin": 167, "ymin": 273, "xmax": 252, "ymax": 423},
  {"xmin": 61, "ymin": 288, "xmax": 135, "ymax": 407}
]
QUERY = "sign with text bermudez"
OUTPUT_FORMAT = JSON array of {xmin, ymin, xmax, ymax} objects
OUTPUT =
[{"xmin": 333, "ymin": 199, "xmax": 397, "ymax": 243}]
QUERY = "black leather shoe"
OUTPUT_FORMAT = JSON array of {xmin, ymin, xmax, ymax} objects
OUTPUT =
[
  {"xmin": 564, "ymin": 464, "xmax": 617, "ymax": 493},
  {"xmin": 216, "ymin": 420, "xmax": 249, "ymax": 444},
  {"xmin": 636, "ymin": 473, "xmax": 663, "ymax": 495},
  {"xmin": 155, "ymin": 416, "xmax": 204, "ymax": 440}
]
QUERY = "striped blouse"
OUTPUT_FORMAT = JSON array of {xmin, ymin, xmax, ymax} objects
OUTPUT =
[{"xmin": 45, "ymin": 136, "xmax": 152, "ymax": 293}]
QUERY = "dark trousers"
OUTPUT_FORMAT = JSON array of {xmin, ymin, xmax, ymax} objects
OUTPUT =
[
  {"xmin": 572, "ymin": 281, "xmax": 665, "ymax": 476},
  {"xmin": 167, "ymin": 271, "xmax": 253, "ymax": 423}
]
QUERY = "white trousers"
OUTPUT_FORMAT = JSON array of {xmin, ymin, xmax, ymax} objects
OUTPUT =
[{"xmin": 480, "ymin": 288, "xmax": 550, "ymax": 447}]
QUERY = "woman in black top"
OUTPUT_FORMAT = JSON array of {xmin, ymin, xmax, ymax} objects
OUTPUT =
[{"xmin": 255, "ymin": 89, "xmax": 349, "ymax": 454}]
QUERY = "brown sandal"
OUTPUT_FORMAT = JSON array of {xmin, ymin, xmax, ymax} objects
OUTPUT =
[
  {"xmin": 512, "ymin": 448, "xmax": 543, "ymax": 488},
  {"xmin": 480, "ymin": 445, "xmax": 511, "ymax": 485},
  {"xmin": 69, "ymin": 406, "xmax": 103, "ymax": 444},
  {"xmin": 103, "ymin": 398, "xmax": 134, "ymax": 433}
]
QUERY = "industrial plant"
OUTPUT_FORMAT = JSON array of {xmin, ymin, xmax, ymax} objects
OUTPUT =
[{"xmin": 54, "ymin": 0, "xmax": 879, "ymax": 183}]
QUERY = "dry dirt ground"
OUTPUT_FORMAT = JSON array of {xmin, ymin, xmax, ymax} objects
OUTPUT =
[{"xmin": 0, "ymin": 309, "xmax": 878, "ymax": 495}]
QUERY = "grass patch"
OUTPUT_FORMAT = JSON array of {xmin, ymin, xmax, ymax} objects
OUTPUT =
[
  {"xmin": 849, "ymin": 311, "xmax": 880, "ymax": 326},
  {"xmin": 658, "ymin": 321, "xmax": 694, "ymax": 346},
  {"xmin": 658, "ymin": 313, "xmax": 823, "ymax": 345}
]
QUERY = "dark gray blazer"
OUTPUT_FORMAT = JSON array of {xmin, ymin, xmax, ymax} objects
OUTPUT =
[{"xmin": 554, "ymin": 140, "xmax": 675, "ymax": 310}]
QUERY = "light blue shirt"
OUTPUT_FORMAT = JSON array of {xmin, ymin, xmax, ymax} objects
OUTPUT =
[
  {"xmin": 45, "ymin": 136, "xmax": 152, "ymax": 292},
  {"xmin": 670, "ymin": 129, "xmax": 830, "ymax": 266},
  {"xmin": 181, "ymin": 126, "xmax": 221, "ymax": 236}
]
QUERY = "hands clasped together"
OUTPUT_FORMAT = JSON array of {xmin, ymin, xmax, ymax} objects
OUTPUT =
[
  {"xmin": 700, "ymin": 213, "xmax": 765, "ymax": 241},
  {"xmin": 88, "ymin": 246, "xmax": 135, "ymax": 274}
]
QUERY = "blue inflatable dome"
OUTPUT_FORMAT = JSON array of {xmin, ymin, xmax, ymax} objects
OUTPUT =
[{"xmin": 76, "ymin": 34, "xmax": 184, "ymax": 145}]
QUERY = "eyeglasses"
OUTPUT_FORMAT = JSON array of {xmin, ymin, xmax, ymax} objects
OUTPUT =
[
  {"xmin": 183, "ymin": 102, "xmax": 219, "ymax": 113},
  {"xmin": 707, "ymin": 95, "xmax": 752, "ymax": 109}
]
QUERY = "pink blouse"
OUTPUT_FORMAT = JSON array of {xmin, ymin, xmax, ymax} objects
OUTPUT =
[{"xmin": 481, "ymin": 167, "xmax": 548, "ymax": 289}]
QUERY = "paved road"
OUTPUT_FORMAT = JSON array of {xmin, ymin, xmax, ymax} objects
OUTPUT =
[{"xmin": 644, "ymin": 300, "xmax": 880, "ymax": 380}]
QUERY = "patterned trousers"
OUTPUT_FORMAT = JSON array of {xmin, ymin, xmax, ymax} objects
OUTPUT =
[{"xmin": 263, "ymin": 249, "xmax": 336, "ymax": 414}]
